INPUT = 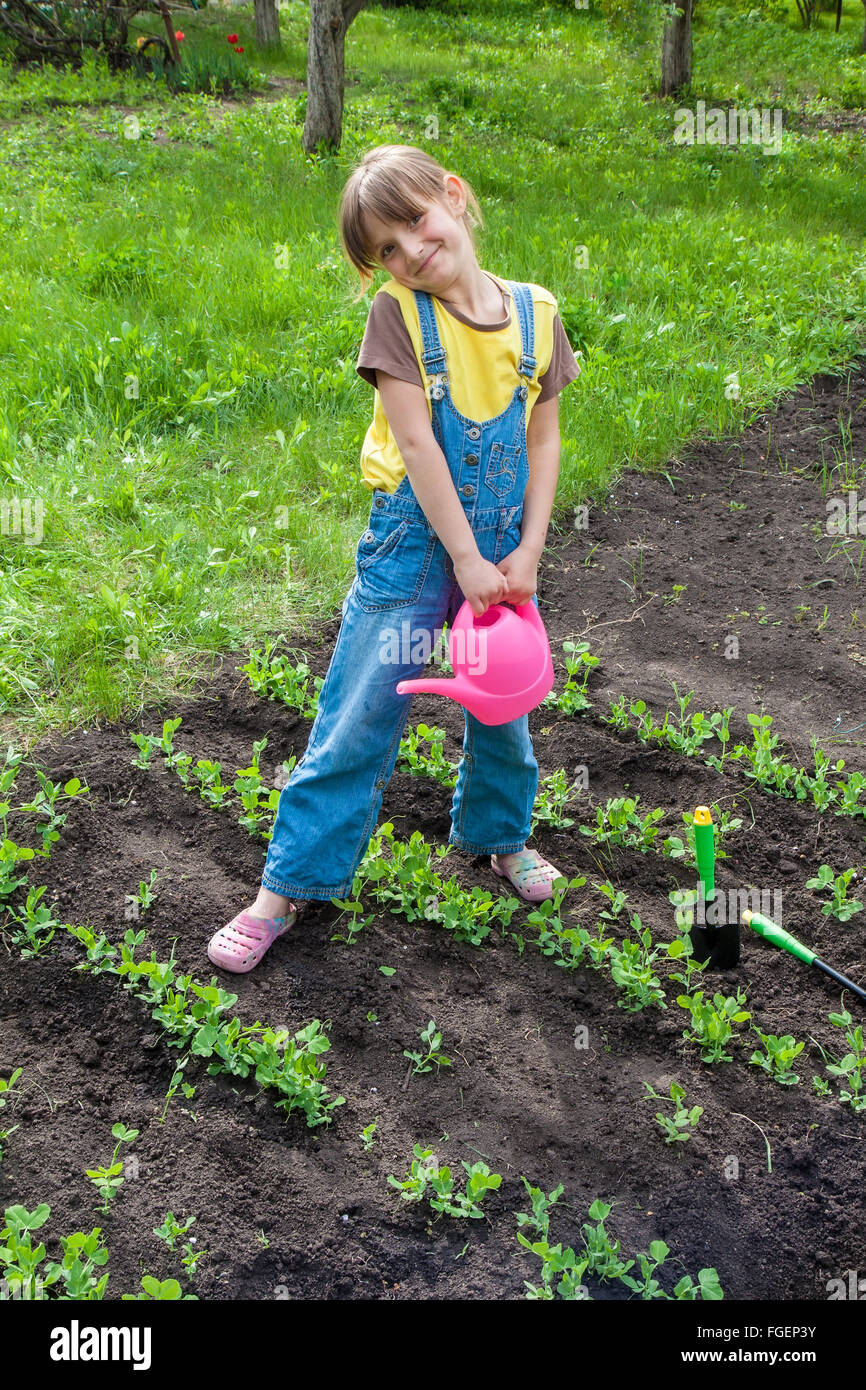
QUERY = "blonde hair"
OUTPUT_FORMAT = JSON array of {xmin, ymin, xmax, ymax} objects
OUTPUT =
[{"xmin": 339, "ymin": 144, "xmax": 484, "ymax": 301}]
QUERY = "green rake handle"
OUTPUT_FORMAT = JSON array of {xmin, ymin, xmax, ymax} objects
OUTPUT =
[{"xmin": 743, "ymin": 910, "xmax": 866, "ymax": 1005}]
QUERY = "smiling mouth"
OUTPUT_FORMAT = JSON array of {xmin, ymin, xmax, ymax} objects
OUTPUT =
[{"xmin": 418, "ymin": 248, "xmax": 438, "ymax": 273}]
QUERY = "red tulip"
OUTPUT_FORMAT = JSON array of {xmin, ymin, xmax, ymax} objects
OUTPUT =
[
  {"xmin": 233, "ymin": 45, "xmax": 244, "ymax": 53},
  {"xmin": 175, "ymin": 29, "xmax": 184, "ymax": 40},
  {"xmin": 226, "ymin": 33, "xmax": 238, "ymax": 43}
]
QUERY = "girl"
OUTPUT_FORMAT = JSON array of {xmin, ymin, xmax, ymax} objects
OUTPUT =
[{"xmin": 208, "ymin": 144, "xmax": 581, "ymax": 973}]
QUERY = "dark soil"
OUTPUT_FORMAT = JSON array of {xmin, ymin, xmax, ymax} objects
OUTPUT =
[{"xmin": 2, "ymin": 353, "xmax": 866, "ymax": 1303}]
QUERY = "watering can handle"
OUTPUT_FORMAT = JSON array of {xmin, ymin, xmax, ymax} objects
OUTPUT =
[{"xmin": 514, "ymin": 597, "xmax": 548, "ymax": 643}]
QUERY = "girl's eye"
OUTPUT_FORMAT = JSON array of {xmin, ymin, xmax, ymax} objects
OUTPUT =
[{"xmin": 381, "ymin": 214, "xmax": 422, "ymax": 259}]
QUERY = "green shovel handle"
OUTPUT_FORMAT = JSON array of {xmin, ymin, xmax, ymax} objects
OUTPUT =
[
  {"xmin": 694, "ymin": 806, "xmax": 715, "ymax": 899},
  {"xmin": 742, "ymin": 910, "xmax": 816, "ymax": 965}
]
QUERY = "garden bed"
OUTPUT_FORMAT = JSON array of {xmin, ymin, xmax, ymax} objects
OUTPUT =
[{"xmin": 2, "ymin": 354, "xmax": 866, "ymax": 1301}]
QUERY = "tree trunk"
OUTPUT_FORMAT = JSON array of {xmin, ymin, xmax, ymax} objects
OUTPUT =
[
  {"xmin": 304, "ymin": 0, "xmax": 365, "ymax": 154},
  {"xmin": 255, "ymin": 0, "xmax": 282, "ymax": 52},
  {"xmin": 660, "ymin": 0, "xmax": 694, "ymax": 98},
  {"xmin": 861, "ymin": 0, "xmax": 866, "ymax": 53}
]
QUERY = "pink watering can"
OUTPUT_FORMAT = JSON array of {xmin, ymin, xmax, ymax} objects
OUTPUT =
[{"xmin": 395, "ymin": 599, "xmax": 555, "ymax": 725}]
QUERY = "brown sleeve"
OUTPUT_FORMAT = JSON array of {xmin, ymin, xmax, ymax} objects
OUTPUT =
[
  {"xmin": 536, "ymin": 312, "xmax": 582, "ymax": 403},
  {"xmin": 356, "ymin": 292, "xmax": 424, "ymax": 391}
]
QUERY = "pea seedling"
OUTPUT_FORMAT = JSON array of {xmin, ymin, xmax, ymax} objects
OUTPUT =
[
  {"xmin": 431, "ymin": 1162, "xmax": 501, "ymax": 1219},
  {"xmin": 608, "ymin": 916, "xmax": 668, "ymax": 1012},
  {"xmin": 541, "ymin": 639, "xmax": 599, "ymax": 715},
  {"xmin": 805, "ymin": 865, "xmax": 863, "ymax": 921},
  {"xmin": 620, "ymin": 1240, "xmax": 673, "ymax": 1298},
  {"xmin": 596, "ymin": 879, "xmax": 629, "ymax": 921},
  {"xmin": 156, "ymin": 1216, "xmax": 208, "ymax": 1283},
  {"xmin": 85, "ymin": 1123, "xmax": 140, "ymax": 1214},
  {"xmin": 515, "ymin": 1177, "xmax": 564, "ymax": 1239},
  {"xmin": 154, "ymin": 1211, "xmax": 196, "ymax": 1251},
  {"xmin": 676, "ymin": 988, "xmax": 751, "ymax": 1063},
  {"xmin": 160, "ymin": 1054, "xmax": 196, "ymax": 1123},
  {"xmin": 121, "ymin": 1275, "xmax": 197, "ymax": 1301},
  {"xmin": 130, "ymin": 732, "xmax": 161, "ymax": 769},
  {"xmin": 387, "ymin": 1145, "xmax": 500, "ymax": 1219},
  {"xmin": 359, "ymin": 1120, "xmax": 379, "ymax": 1153},
  {"xmin": 403, "ymin": 1020, "xmax": 452, "ymax": 1078},
  {"xmin": 188, "ymin": 759, "xmax": 234, "ymax": 810},
  {"xmin": 666, "ymin": 895, "xmax": 709, "ymax": 990},
  {"xmin": 0, "ymin": 1068, "xmax": 23, "ymax": 1163},
  {"xmin": 662, "ymin": 805, "xmax": 742, "ymax": 868},
  {"xmin": 515, "ymin": 1186, "xmax": 723, "ymax": 1302},
  {"xmin": 329, "ymin": 899, "xmax": 374, "ymax": 946},
  {"xmin": 5, "ymin": 885, "xmax": 58, "ymax": 959},
  {"xmin": 15, "ymin": 767, "xmax": 87, "ymax": 854},
  {"xmin": 579, "ymin": 795, "xmax": 665, "ymax": 853},
  {"xmin": 180, "ymin": 1237, "xmax": 206, "ymax": 1281},
  {"xmin": 130, "ymin": 717, "xmax": 183, "ymax": 770},
  {"xmin": 663, "ymin": 584, "xmax": 687, "ymax": 607},
  {"xmin": 241, "ymin": 643, "xmax": 320, "ymax": 717},
  {"xmin": 531, "ymin": 768, "xmax": 582, "ymax": 830},
  {"xmin": 749, "ymin": 1029, "xmax": 805, "ymax": 1086},
  {"xmin": 232, "ymin": 738, "xmax": 284, "ymax": 835},
  {"xmin": 131, "ymin": 868, "xmax": 159, "ymax": 916},
  {"xmin": 517, "ymin": 1235, "xmax": 590, "ymax": 1300},
  {"xmin": 524, "ymin": 876, "xmax": 593, "ymax": 970},
  {"xmin": 580, "ymin": 1199, "xmax": 634, "ymax": 1283},
  {"xmin": 641, "ymin": 1080, "xmax": 703, "ymax": 1142},
  {"xmin": 397, "ymin": 723, "xmax": 459, "ymax": 787},
  {"xmin": 811, "ymin": 1007, "xmax": 866, "ymax": 1112}
]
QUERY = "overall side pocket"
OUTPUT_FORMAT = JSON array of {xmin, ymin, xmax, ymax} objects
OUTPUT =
[{"xmin": 355, "ymin": 518, "xmax": 434, "ymax": 612}]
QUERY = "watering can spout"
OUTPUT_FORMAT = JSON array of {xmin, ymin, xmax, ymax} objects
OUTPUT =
[
  {"xmin": 395, "ymin": 598, "xmax": 555, "ymax": 726},
  {"xmin": 396, "ymin": 675, "xmax": 472, "ymax": 701}
]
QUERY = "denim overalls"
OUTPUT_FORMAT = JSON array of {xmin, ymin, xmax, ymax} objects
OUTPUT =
[{"xmin": 260, "ymin": 280, "xmax": 541, "ymax": 900}]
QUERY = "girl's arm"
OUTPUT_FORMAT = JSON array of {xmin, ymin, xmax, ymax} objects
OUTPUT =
[
  {"xmin": 376, "ymin": 371, "xmax": 483, "ymax": 567},
  {"xmin": 376, "ymin": 370, "xmax": 508, "ymax": 613},
  {"xmin": 519, "ymin": 394, "xmax": 561, "ymax": 562}
]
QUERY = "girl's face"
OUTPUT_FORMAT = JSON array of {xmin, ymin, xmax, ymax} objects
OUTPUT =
[{"xmin": 362, "ymin": 176, "xmax": 470, "ymax": 288}]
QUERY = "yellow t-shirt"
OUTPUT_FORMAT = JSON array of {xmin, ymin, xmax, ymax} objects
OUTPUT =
[{"xmin": 355, "ymin": 273, "xmax": 579, "ymax": 494}]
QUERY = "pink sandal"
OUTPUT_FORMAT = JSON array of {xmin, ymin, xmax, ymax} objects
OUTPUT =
[
  {"xmin": 207, "ymin": 905, "xmax": 299, "ymax": 974},
  {"xmin": 491, "ymin": 848, "xmax": 563, "ymax": 903}
]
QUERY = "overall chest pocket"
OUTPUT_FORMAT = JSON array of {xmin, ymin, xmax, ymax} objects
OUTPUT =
[{"xmin": 485, "ymin": 441, "xmax": 522, "ymax": 499}]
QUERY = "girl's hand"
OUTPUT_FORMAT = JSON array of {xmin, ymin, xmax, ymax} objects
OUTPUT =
[
  {"xmin": 495, "ymin": 544, "xmax": 539, "ymax": 606},
  {"xmin": 453, "ymin": 552, "xmax": 509, "ymax": 616}
]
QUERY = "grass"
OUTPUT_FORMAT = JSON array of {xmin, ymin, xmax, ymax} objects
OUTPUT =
[{"xmin": 0, "ymin": 0, "xmax": 864, "ymax": 742}]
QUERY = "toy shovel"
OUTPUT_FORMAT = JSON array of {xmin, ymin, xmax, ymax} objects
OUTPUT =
[{"xmin": 689, "ymin": 805, "xmax": 740, "ymax": 968}]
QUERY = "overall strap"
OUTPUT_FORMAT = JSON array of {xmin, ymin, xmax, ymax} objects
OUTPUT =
[
  {"xmin": 412, "ymin": 288, "xmax": 448, "ymax": 393},
  {"xmin": 412, "ymin": 279, "xmax": 537, "ymax": 396},
  {"xmin": 506, "ymin": 281, "xmax": 537, "ymax": 384}
]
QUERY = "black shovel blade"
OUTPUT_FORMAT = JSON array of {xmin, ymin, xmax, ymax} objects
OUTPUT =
[{"xmin": 689, "ymin": 924, "xmax": 740, "ymax": 969}]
